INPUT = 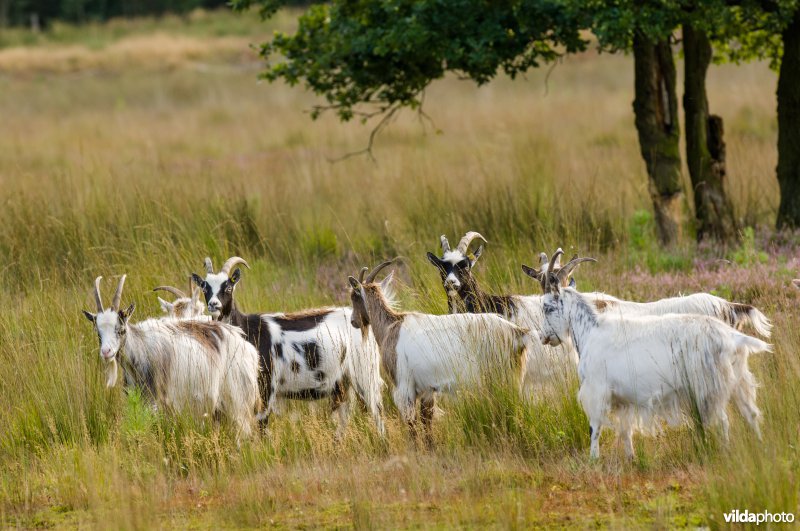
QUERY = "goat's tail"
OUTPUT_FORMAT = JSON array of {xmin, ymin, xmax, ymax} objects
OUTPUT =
[
  {"xmin": 730, "ymin": 303, "xmax": 773, "ymax": 338},
  {"xmin": 733, "ymin": 332, "xmax": 773, "ymax": 358}
]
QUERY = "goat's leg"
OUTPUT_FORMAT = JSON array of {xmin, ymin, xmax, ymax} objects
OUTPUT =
[
  {"xmin": 420, "ymin": 394, "xmax": 436, "ymax": 450},
  {"xmin": 733, "ymin": 377, "xmax": 763, "ymax": 440},
  {"xmin": 589, "ymin": 421, "xmax": 602, "ymax": 459},
  {"xmin": 718, "ymin": 410, "xmax": 731, "ymax": 444},
  {"xmin": 330, "ymin": 377, "xmax": 352, "ymax": 441}
]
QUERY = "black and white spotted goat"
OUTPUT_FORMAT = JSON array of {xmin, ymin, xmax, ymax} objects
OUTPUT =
[
  {"xmin": 426, "ymin": 231, "xmax": 575, "ymax": 393},
  {"xmin": 191, "ymin": 256, "xmax": 385, "ymax": 437},
  {"xmin": 83, "ymin": 275, "xmax": 260, "ymax": 440}
]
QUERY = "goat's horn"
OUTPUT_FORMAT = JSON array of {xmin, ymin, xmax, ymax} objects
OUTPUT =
[
  {"xmin": 538, "ymin": 252, "xmax": 548, "ymax": 266},
  {"xmin": 557, "ymin": 257, "xmax": 597, "ymax": 284},
  {"xmin": 440, "ymin": 235, "xmax": 451, "ymax": 254},
  {"xmin": 152, "ymin": 285, "xmax": 186, "ymax": 299},
  {"xmin": 111, "ymin": 274, "xmax": 126, "ymax": 312},
  {"xmin": 93, "ymin": 276, "xmax": 104, "ymax": 312},
  {"xmin": 552, "ymin": 248, "xmax": 564, "ymax": 269},
  {"xmin": 547, "ymin": 249, "xmax": 564, "ymax": 276},
  {"xmin": 204, "ymin": 257, "xmax": 214, "ymax": 275},
  {"xmin": 220, "ymin": 256, "xmax": 251, "ymax": 276},
  {"xmin": 365, "ymin": 259, "xmax": 395, "ymax": 283},
  {"xmin": 456, "ymin": 231, "xmax": 487, "ymax": 254},
  {"xmin": 358, "ymin": 266, "xmax": 369, "ymax": 283}
]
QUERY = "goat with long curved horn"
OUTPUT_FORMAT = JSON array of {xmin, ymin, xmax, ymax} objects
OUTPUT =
[
  {"xmin": 152, "ymin": 285, "xmax": 187, "ymax": 298},
  {"xmin": 556, "ymin": 256, "xmax": 597, "ymax": 285},
  {"xmin": 111, "ymin": 275, "xmax": 126, "ymax": 312},
  {"xmin": 440, "ymin": 235, "xmax": 451, "ymax": 254},
  {"xmin": 94, "ymin": 276, "xmax": 105, "ymax": 312},
  {"xmin": 456, "ymin": 231, "xmax": 487, "ymax": 255},
  {"xmin": 365, "ymin": 259, "xmax": 396, "ymax": 284},
  {"xmin": 220, "ymin": 256, "xmax": 251, "ymax": 276}
]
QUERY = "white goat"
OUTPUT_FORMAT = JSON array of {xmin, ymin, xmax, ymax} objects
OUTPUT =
[
  {"xmin": 153, "ymin": 280, "xmax": 210, "ymax": 320},
  {"xmin": 83, "ymin": 275, "xmax": 260, "ymax": 440},
  {"xmin": 522, "ymin": 249, "xmax": 772, "ymax": 338},
  {"xmin": 426, "ymin": 232, "xmax": 578, "ymax": 394},
  {"xmin": 348, "ymin": 260, "xmax": 532, "ymax": 446},
  {"xmin": 537, "ymin": 254, "xmax": 771, "ymax": 459}
]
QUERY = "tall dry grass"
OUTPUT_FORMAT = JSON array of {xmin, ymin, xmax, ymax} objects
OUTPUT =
[{"xmin": 0, "ymin": 12, "xmax": 797, "ymax": 527}]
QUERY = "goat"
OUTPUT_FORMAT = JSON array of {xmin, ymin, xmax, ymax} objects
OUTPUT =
[
  {"xmin": 153, "ymin": 279, "xmax": 209, "ymax": 320},
  {"xmin": 426, "ymin": 232, "xmax": 577, "ymax": 392},
  {"xmin": 348, "ymin": 260, "xmax": 532, "ymax": 446},
  {"xmin": 191, "ymin": 257, "xmax": 385, "ymax": 437},
  {"xmin": 537, "ymin": 252, "xmax": 771, "ymax": 459},
  {"xmin": 522, "ymin": 249, "xmax": 772, "ymax": 338},
  {"xmin": 82, "ymin": 275, "xmax": 260, "ymax": 440}
]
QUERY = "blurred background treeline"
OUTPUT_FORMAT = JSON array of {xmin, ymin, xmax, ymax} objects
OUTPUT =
[{"xmin": 0, "ymin": 0, "xmax": 309, "ymax": 27}]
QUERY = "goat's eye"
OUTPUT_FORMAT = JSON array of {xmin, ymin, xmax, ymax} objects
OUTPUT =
[
  {"xmin": 544, "ymin": 305, "xmax": 556, "ymax": 315},
  {"xmin": 225, "ymin": 287, "xmax": 232, "ymax": 293}
]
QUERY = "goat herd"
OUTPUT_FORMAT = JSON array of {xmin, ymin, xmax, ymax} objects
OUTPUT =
[{"xmin": 82, "ymin": 232, "xmax": 774, "ymax": 459}]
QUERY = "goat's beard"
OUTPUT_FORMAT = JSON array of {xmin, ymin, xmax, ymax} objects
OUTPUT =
[{"xmin": 104, "ymin": 358, "xmax": 118, "ymax": 388}]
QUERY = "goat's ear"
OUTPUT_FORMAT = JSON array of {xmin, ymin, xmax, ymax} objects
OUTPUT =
[
  {"xmin": 82, "ymin": 310, "xmax": 96, "ymax": 323},
  {"xmin": 157, "ymin": 297, "xmax": 173, "ymax": 314},
  {"xmin": 230, "ymin": 268, "xmax": 242, "ymax": 285},
  {"xmin": 521, "ymin": 264, "xmax": 541, "ymax": 280},
  {"xmin": 191, "ymin": 273, "xmax": 206, "ymax": 288},
  {"xmin": 380, "ymin": 270, "xmax": 395, "ymax": 292},
  {"xmin": 120, "ymin": 302, "xmax": 135, "ymax": 321},
  {"xmin": 348, "ymin": 276, "xmax": 360, "ymax": 290},
  {"xmin": 426, "ymin": 252, "xmax": 443, "ymax": 268},
  {"xmin": 470, "ymin": 245, "xmax": 484, "ymax": 267},
  {"xmin": 568, "ymin": 277, "xmax": 577, "ymax": 288}
]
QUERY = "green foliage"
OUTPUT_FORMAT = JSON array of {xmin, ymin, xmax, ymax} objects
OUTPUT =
[
  {"xmin": 729, "ymin": 226, "xmax": 769, "ymax": 266},
  {"xmin": 627, "ymin": 210, "xmax": 693, "ymax": 272},
  {"xmin": 241, "ymin": 0, "xmax": 586, "ymax": 121}
]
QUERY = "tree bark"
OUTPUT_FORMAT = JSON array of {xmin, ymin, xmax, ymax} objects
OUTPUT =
[
  {"xmin": 633, "ymin": 33, "xmax": 684, "ymax": 245},
  {"xmin": 777, "ymin": 10, "xmax": 800, "ymax": 228},
  {"xmin": 683, "ymin": 23, "xmax": 738, "ymax": 242}
]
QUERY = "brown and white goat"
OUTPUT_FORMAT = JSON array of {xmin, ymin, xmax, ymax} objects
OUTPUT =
[
  {"xmin": 83, "ymin": 275, "xmax": 260, "ymax": 440},
  {"xmin": 349, "ymin": 260, "xmax": 532, "ymax": 446}
]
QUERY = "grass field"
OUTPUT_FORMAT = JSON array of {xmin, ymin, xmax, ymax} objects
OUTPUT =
[{"xmin": 1, "ymin": 9, "xmax": 799, "ymax": 529}]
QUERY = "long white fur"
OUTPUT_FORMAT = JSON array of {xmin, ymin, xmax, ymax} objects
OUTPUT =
[
  {"xmin": 583, "ymin": 291, "xmax": 772, "ymax": 337},
  {"xmin": 539, "ymin": 288, "xmax": 771, "ymax": 459},
  {"xmin": 94, "ymin": 311, "xmax": 259, "ymax": 440}
]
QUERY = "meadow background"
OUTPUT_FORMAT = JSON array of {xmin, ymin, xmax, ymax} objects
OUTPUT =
[{"xmin": 1, "ymin": 8, "xmax": 799, "ymax": 528}]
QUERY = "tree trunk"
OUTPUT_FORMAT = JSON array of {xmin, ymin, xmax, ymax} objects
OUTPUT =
[
  {"xmin": 683, "ymin": 23, "xmax": 738, "ymax": 243},
  {"xmin": 777, "ymin": 10, "xmax": 800, "ymax": 228},
  {"xmin": 632, "ymin": 33, "xmax": 684, "ymax": 245}
]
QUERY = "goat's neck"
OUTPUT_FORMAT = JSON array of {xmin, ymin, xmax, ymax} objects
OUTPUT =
[
  {"xmin": 221, "ymin": 299, "xmax": 246, "ymax": 327},
  {"xmin": 457, "ymin": 276, "xmax": 515, "ymax": 317},
  {"xmin": 562, "ymin": 290, "xmax": 598, "ymax": 357},
  {"xmin": 118, "ymin": 325, "xmax": 157, "ymax": 396},
  {"xmin": 364, "ymin": 289, "xmax": 402, "ymax": 348}
]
